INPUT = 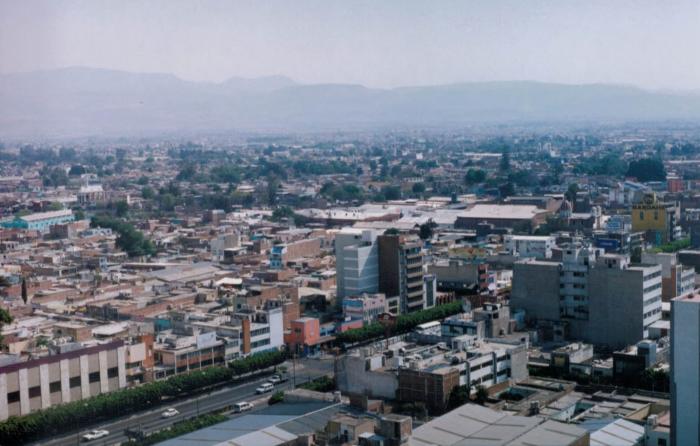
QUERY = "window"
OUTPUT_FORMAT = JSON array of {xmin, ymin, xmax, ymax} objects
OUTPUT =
[
  {"xmin": 7, "ymin": 391, "xmax": 19, "ymax": 403},
  {"xmin": 69, "ymin": 376, "xmax": 81, "ymax": 388},
  {"xmin": 28, "ymin": 386, "xmax": 41, "ymax": 398},
  {"xmin": 89, "ymin": 371, "xmax": 100, "ymax": 383},
  {"xmin": 107, "ymin": 367, "xmax": 119, "ymax": 379},
  {"xmin": 639, "ymin": 211, "xmax": 644, "ymax": 220},
  {"xmin": 49, "ymin": 381, "xmax": 61, "ymax": 393}
]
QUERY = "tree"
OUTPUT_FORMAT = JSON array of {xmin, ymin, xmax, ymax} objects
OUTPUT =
[
  {"xmin": 21, "ymin": 277, "xmax": 28, "ymax": 304},
  {"xmin": 69, "ymin": 165, "xmax": 86, "ymax": 176},
  {"xmin": 626, "ymin": 158, "xmax": 666, "ymax": 182},
  {"xmin": 565, "ymin": 183, "xmax": 579, "ymax": 202},
  {"xmin": 141, "ymin": 186, "xmax": 155, "ymax": 200},
  {"xmin": 475, "ymin": 385, "xmax": 489, "ymax": 405},
  {"xmin": 499, "ymin": 182, "xmax": 515, "ymax": 198},
  {"xmin": 73, "ymin": 209, "xmax": 86, "ymax": 221},
  {"xmin": 115, "ymin": 201, "xmax": 129, "ymax": 218},
  {"xmin": 448, "ymin": 385, "xmax": 470, "ymax": 410},
  {"xmin": 0, "ymin": 308, "xmax": 12, "ymax": 347},
  {"xmin": 412, "ymin": 182, "xmax": 426, "ymax": 195},
  {"xmin": 465, "ymin": 169, "xmax": 487, "ymax": 185},
  {"xmin": 499, "ymin": 147, "xmax": 511, "ymax": 173},
  {"xmin": 419, "ymin": 219, "xmax": 437, "ymax": 240}
]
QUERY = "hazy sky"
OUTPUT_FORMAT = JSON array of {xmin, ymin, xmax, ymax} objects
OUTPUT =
[{"xmin": 1, "ymin": 0, "xmax": 699, "ymax": 89}]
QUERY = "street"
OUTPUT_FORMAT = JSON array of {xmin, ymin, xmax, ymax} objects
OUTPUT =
[{"xmin": 29, "ymin": 358, "xmax": 334, "ymax": 446}]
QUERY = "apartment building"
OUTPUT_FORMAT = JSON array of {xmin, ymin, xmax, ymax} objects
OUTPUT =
[
  {"xmin": 342, "ymin": 293, "xmax": 387, "ymax": 325},
  {"xmin": 512, "ymin": 245, "xmax": 663, "ymax": 349},
  {"xmin": 378, "ymin": 233, "xmax": 427, "ymax": 313}
]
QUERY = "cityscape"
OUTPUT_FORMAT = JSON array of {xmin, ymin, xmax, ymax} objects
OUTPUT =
[{"xmin": 1, "ymin": 2, "xmax": 700, "ymax": 446}]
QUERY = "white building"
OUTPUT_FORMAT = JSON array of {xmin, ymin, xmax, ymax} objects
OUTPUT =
[
  {"xmin": 671, "ymin": 293, "xmax": 700, "ymax": 446},
  {"xmin": 335, "ymin": 228, "xmax": 379, "ymax": 299},
  {"xmin": 503, "ymin": 235, "xmax": 555, "ymax": 259}
]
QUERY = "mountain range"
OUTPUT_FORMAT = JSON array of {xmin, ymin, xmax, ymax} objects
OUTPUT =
[{"xmin": 2, "ymin": 67, "xmax": 700, "ymax": 138}]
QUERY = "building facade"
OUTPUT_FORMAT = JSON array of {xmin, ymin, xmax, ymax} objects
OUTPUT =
[{"xmin": 671, "ymin": 293, "xmax": 700, "ymax": 446}]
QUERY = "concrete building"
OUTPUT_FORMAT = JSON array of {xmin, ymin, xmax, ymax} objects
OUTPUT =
[
  {"xmin": 1, "ymin": 209, "xmax": 74, "ymax": 233},
  {"xmin": 631, "ymin": 193, "xmax": 680, "ymax": 245},
  {"xmin": 335, "ymin": 228, "xmax": 380, "ymax": 299},
  {"xmin": 428, "ymin": 259, "xmax": 489, "ymax": 294},
  {"xmin": 238, "ymin": 306, "xmax": 284, "ymax": 356},
  {"xmin": 454, "ymin": 204, "xmax": 550, "ymax": 232},
  {"xmin": 642, "ymin": 252, "xmax": 695, "ymax": 301},
  {"xmin": 378, "ymin": 233, "xmax": 427, "ymax": 313},
  {"xmin": 503, "ymin": 235, "xmax": 555, "ymax": 259},
  {"xmin": 512, "ymin": 245, "xmax": 663, "ymax": 349},
  {"xmin": 269, "ymin": 237, "xmax": 321, "ymax": 269},
  {"xmin": 342, "ymin": 293, "xmax": 387, "ymax": 325},
  {"xmin": 671, "ymin": 292, "xmax": 700, "ymax": 446},
  {"xmin": 0, "ymin": 340, "xmax": 127, "ymax": 420}
]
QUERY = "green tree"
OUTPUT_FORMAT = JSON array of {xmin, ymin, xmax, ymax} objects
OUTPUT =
[
  {"xmin": 465, "ymin": 168, "xmax": 487, "ymax": 185},
  {"xmin": 141, "ymin": 186, "xmax": 155, "ymax": 200},
  {"xmin": 419, "ymin": 219, "xmax": 437, "ymax": 240},
  {"xmin": 499, "ymin": 147, "xmax": 511, "ymax": 173},
  {"xmin": 115, "ymin": 201, "xmax": 129, "ymax": 218},
  {"xmin": 412, "ymin": 182, "xmax": 426, "ymax": 195},
  {"xmin": 626, "ymin": 158, "xmax": 666, "ymax": 182},
  {"xmin": 448, "ymin": 385, "xmax": 470, "ymax": 410},
  {"xmin": 475, "ymin": 386, "xmax": 489, "ymax": 405}
]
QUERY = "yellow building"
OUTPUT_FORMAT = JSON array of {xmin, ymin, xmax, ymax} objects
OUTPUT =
[{"xmin": 631, "ymin": 193, "xmax": 678, "ymax": 245}]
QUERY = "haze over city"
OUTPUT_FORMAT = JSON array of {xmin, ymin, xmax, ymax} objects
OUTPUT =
[{"xmin": 2, "ymin": 0, "xmax": 700, "ymax": 89}]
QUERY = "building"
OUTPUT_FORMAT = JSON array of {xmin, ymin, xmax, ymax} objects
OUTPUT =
[
  {"xmin": 642, "ymin": 252, "xmax": 695, "ymax": 301},
  {"xmin": 269, "ymin": 238, "xmax": 321, "ymax": 269},
  {"xmin": 428, "ymin": 259, "xmax": 489, "ymax": 294},
  {"xmin": 335, "ymin": 228, "xmax": 380, "ymax": 299},
  {"xmin": 1, "ymin": 209, "xmax": 74, "ymax": 233},
  {"xmin": 342, "ymin": 293, "xmax": 387, "ymax": 325},
  {"xmin": 238, "ymin": 306, "xmax": 284, "ymax": 356},
  {"xmin": 285, "ymin": 317, "xmax": 321, "ymax": 356},
  {"xmin": 410, "ymin": 403, "xmax": 589, "ymax": 446},
  {"xmin": 378, "ymin": 233, "xmax": 427, "ymax": 313},
  {"xmin": 631, "ymin": 193, "xmax": 680, "ymax": 245},
  {"xmin": 77, "ymin": 174, "xmax": 106, "ymax": 205},
  {"xmin": 671, "ymin": 292, "xmax": 700, "ymax": 446},
  {"xmin": 503, "ymin": 235, "xmax": 555, "ymax": 259},
  {"xmin": 0, "ymin": 340, "xmax": 127, "ymax": 420},
  {"xmin": 454, "ymin": 204, "xmax": 550, "ymax": 232},
  {"xmin": 511, "ymin": 245, "xmax": 663, "ymax": 349}
]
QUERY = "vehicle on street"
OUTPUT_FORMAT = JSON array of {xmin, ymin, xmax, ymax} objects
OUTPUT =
[
  {"xmin": 161, "ymin": 408, "xmax": 179, "ymax": 418},
  {"xmin": 233, "ymin": 401, "xmax": 254, "ymax": 413},
  {"xmin": 82, "ymin": 429, "xmax": 109, "ymax": 442},
  {"xmin": 268, "ymin": 375, "xmax": 282, "ymax": 384},
  {"xmin": 256, "ymin": 382, "xmax": 274, "ymax": 394}
]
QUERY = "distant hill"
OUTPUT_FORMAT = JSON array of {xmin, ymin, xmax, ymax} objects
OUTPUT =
[{"xmin": 1, "ymin": 67, "xmax": 700, "ymax": 138}]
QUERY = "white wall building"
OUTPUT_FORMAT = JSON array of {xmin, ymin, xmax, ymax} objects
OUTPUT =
[
  {"xmin": 335, "ymin": 228, "xmax": 379, "ymax": 299},
  {"xmin": 671, "ymin": 293, "xmax": 700, "ymax": 446},
  {"xmin": 503, "ymin": 235, "xmax": 555, "ymax": 259}
]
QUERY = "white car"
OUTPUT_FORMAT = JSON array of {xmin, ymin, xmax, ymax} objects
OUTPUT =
[
  {"xmin": 161, "ymin": 408, "xmax": 179, "ymax": 418},
  {"xmin": 82, "ymin": 429, "xmax": 109, "ymax": 442},
  {"xmin": 268, "ymin": 375, "xmax": 282, "ymax": 384},
  {"xmin": 256, "ymin": 382, "xmax": 274, "ymax": 394},
  {"xmin": 233, "ymin": 401, "xmax": 253, "ymax": 413}
]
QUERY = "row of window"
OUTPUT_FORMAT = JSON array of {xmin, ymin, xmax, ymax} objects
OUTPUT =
[{"xmin": 7, "ymin": 368, "xmax": 119, "ymax": 403}]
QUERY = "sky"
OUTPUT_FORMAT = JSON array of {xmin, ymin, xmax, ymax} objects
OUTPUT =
[{"xmin": 1, "ymin": 0, "xmax": 699, "ymax": 90}]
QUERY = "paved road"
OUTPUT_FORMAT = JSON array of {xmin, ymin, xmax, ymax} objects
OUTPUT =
[{"xmin": 32, "ymin": 358, "xmax": 335, "ymax": 446}]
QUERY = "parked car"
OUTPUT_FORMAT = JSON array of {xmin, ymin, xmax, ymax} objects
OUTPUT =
[
  {"xmin": 82, "ymin": 429, "xmax": 109, "ymax": 442},
  {"xmin": 161, "ymin": 408, "xmax": 179, "ymax": 418},
  {"xmin": 233, "ymin": 401, "xmax": 254, "ymax": 413},
  {"xmin": 256, "ymin": 382, "xmax": 274, "ymax": 394}
]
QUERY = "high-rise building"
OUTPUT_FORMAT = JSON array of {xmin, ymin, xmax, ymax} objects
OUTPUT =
[
  {"xmin": 671, "ymin": 293, "xmax": 700, "ymax": 446},
  {"xmin": 335, "ymin": 228, "xmax": 380, "ymax": 299},
  {"xmin": 512, "ymin": 244, "xmax": 662, "ymax": 349},
  {"xmin": 378, "ymin": 233, "xmax": 426, "ymax": 313}
]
